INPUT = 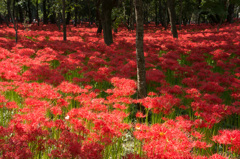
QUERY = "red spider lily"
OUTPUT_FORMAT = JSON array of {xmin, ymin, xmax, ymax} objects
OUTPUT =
[
  {"xmin": 146, "ymin": 69, "xmax": 165, "ymax": 82},
  {"xmin": 136, "ymin": 111, "xmax": 146, "ymax": 118},
  {"xmin": 0, "ymin": 61, "xmax": 21, "ymax": 81},
  {"xmin": 15, "ymin": 82, "xmax": 61, "ymax": 99},
  {"xmin": 0, "ymin": 21, "xmax": 240, "ymax": 158},
  {"xmin": 113, "ymin": 103, "xmax": 127, "ymax": 110},
  {"xmin": 134, "ymin": 121, "xmax": 194, "ymax": 158},
  {"xmin": 50, "ymin": 106, "xmax": 62, "ymax": 116},
  {"xmin": 17, "ymin": 48, "xmax": 35, "ymax": 57},
  {"xmin": 109, "ymin": 77, "xmax": 137, "ymax": 97},
  {"xmin": 192, "ymin": 140, "xmax": 212, "ymax": 149},
  {"xmin": 142, "ymin": 94, "xmax": 180, "ymax": 114},
  {"xmin": 148, "ymin": 92, "xmax": 157, "ymax": 96},
  {"xmin": 57, "ymin": 81, "xmax": 88, "ymax": 94},
  {"xmin": 213, "ymin": 129, "xmax": 240, "ymax": 154},
  {"xmin": 185, "ymin": 88, "xmax": 201, "ymax": 99},
  {"xmin": 5, "ymin": 101, "xmax": 18, "ymax": 109}
]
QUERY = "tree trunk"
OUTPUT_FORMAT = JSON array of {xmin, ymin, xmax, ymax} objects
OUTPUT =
[
  {"xmin": 57, "ymin": 12, "xmax": 61, "ymax": 30},
  {"xmin": 101, "ymin": 0, "xmax": 114, "ymax": 45},
  {"xmin": 66, "ymin": 12, "xmax": 71, "ymax": 25},
  {"xmin": 197, "ymin": 0, "xmax": 202, "ymax": 25},
  {"xmin": 62, "ymin": 0, "xmax": 67, "ymax": 41},
  {"xmin": 144, "ymin": 0, "xmax": 149, "ymax": 25},
  {"xmin": 129, "ymin": 0, "xmax": 135, "ymax": 30},
  {"xmin": 66, "ymin": 0, "xmax": 72, "ymax": 25},
  {"xmin": 36, "ymin": 0, "xmax": 39, "ymax": 26},
  {"xmin": 178, "ymin": 0, "xmax": 183, "ymax": 30},
  {"xmin": 134, "ymin": 0, "xmax": 147, "ymax": 99},
  {"xmin": 101, "ymin": 9, "xmax": 113, "ymax": 45},
  {"xmin": 96, "ymin": 0, "xmax": 102, "ymax": 33},
  {"xmin": 88, "ymin": 0, "xmax": 91, "ymax": 26},
  {"xmin": 159, "ymin": 0, "xmax": 167, "ymax": 30},
  {"xmin": 28, "ymin": 0, "xmax": 32, "ymax": 23},
  {"xmin": 43, "ymin": 0, "xmax": 48, "ymax": 24},
  {"xmin": 18, "ymin": 0, "xmax": 24, "ymax": 23},
  {"xmin": 0, "ymin": 14, "xmax": 2, "ymax": 24},
  {"xmin": 97, "ymin": 23, "xmax": 102, "ymax": 33},
  {"xmin": 155, "ymin": 0, "xmax": 158, "ymax": 26},
  {"xmin": 50, "ymin": 12, "xmax": 56, "ymax": 24},
  {"xmin": 7, "ymin": 0, "xmax": 11, "ymax": 26},
  {"xmin": 227, "ymin": 3, "xmax": 235, "ymax": 23},
  {"xmin": 167, "ymin": 0, "xmax": 178, "ymax": 38},
  {"xmin": 12, "ymin": 0, "xmax": 18, "ymax": 43},
  {"xmin": 74, "ymin": 0, "xmax": 78, "ymax": 27}
]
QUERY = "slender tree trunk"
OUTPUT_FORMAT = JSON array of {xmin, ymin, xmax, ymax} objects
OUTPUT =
[
  {"xmin": 66, "ymin": 12, "xmax": 71, "ymax": 25},
  {"xmin": 7, "ymin": 0, "xmax": 11, "ymax": 26},
  {"xmin": 227, "ymin": 3, "xmax": 235, "ymax": 23},
  {"xmin": 134, "ymin": 0, "xmax": 147, "ymax": 99},
  {"xmin": 101, "ymin": 0, "xmax": 114, "ymax": 45},
  {"xmin": 36, "ymin": 0, "xmax": 39, "ymax": 26},
  {"xmin": 43, "ymin": 0, "xmax": 48, "ymax": 24},
  {"xmin": 167, "ymin": 0, "xmax": 178, "ymax": 38},
  {"xmin": 178, "ymin": 0, "xmax": 183, "ymax": 30},
  {"xmin": 17, "ymin": 0, "xmax": 24, "ymax": 23},
  {"xmin": 62, "ymin": 0, "xmax": 67, "ymax": 41},
  {"xmin": 0, "ymin": 14, "xmax": 2, "ymax": 24},
  {"xmin": 66, "ymin": 0, "xmax": 72, "ymax": 25},
  {"xmin": 159, "ymin": 0, "xmax": 167, "ymax": 30},
  {"xmin": 12, "ymin": 0, "xmax": 18, "ymax": 43},
  {"xmin": 96, "ymin": 0, "xmax": 102, "ymax": 33},
  {"xmin": 145, "ymin": 0, "xmax": 149, "ymax": 25},
  {"xmin": 88, "ymin": 0, "xmax": 91, "ymax": 26},
  {"xmin": 74, "ymin": 0, "xmax": 78, "ymax": 27},
  {"xmin": 97, "ymin": 23, "xmax": 102, "ymax": 33},
  {"xmin": 50, "ymin": 12, "xmax": 56, "ymax": 24},
  {"xmin": 197, "ymin": 0, "xmax": 202, "ymax": 25},
  {"xmin": 155, "ymin": 0, "xmax": 158, "ymax": 26},
  {"xmin": 28, "ymin": 0, "xmax": 32, "ymax": 23},
  {"xmin": 101, "ymin": 9, "xmax": 113, "ymax": 45},
  {"xmin": 129, "ymin": 0, "xmax": 135, "ymax": 30},
  {"xmin": 57, "ymin": 12, "xmax": 61, "ymax": 30}
]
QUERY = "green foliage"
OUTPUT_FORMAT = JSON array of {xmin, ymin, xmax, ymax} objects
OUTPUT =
[
  {"xmin": 112, "ymin": 7, "xmax": 127, "ymax": 29},
  {"xmin": 200, "ymin": 0, "xmax": 228, "ymax": 23},
  {"xmin": 0, "ymin": 0, "xmax": 7, "ymax": 14}
]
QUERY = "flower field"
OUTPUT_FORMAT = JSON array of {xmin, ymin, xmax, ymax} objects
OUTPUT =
[{"xmin": 0, "ymin": 22, "xmax": 239, "ymax": 158}]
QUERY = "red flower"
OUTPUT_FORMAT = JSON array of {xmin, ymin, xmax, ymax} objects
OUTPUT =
[{"xmin": 136, "ymin": 111, "xmax": 146, "ymax": 118}]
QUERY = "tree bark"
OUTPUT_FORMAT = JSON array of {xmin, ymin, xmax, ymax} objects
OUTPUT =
[
  {"xmin": 88, "ymin": 0, "xmax": 91, "ymax": 26},
  {"xmin": 36, "ymin": 0, "xmax": 39, "ymax": 26},
  {"xmin": 17, "ymin": 0, "xmax": 24, "ymax": 23},
  {"xmin": 49, "ymin": 12, "xmax": 56, "ymax": 24},
  {"xmin": 28, "ymin": 0, "xmax": 32, "ymax": 23},
  {"xmin": 12, "ymin": 0, "xmax": 18, "ymax": 43},
  {"xmin": 134, "ymin": 0, "xmax": 147, "ymax": 99},
  {"xmin": 96, "ymin": 0, "xmax": 102, "ymax": 33},
  {"xmin": 129, "ymin": 0, "xmax": 135, "ymax": 30},
  {"xmin": 227, "ymin": 3, "xmax": 235, "ymax": 23},
  {"xmin": 62, "ymin": 0, "xmax": 67, "ymax": 41},
  {"xmin": 155, "ymin": 0, "xmax": 158, "ymax": 26},
  {"xmin": 178, "ymin": 0, "xmax": 183, "ymax": 30},
  {"xmin": 43, "ymin": 0, "xmax": 48, "ymax": 24},
  {"xmin": 197, "ymin": 0, "xmax": 202, "ymax": 25},
  {"xmin": 66, "ymin": 12, "xmax": 71, "ymax": 25},
  {"xmin": 159, "ymin": 0, "xmax": 167, "ymax": 30},
  {"xmin": 57, "ymin": 12, "xmax": 61, "ymax": 30},
  {"xmin": 74, "ymin": 0, "xmax": 78, "ymax": 27},
  {"xmin": 101, "ymin": 9, "xmax": 113, "ymax": 45},
  {"xmin": 167, "ymin": 0, "xmax": 178, "ymax": 38},
  {"xmin": 7, "ymin": 0, "xmax": 11, "ymax": 26},
  {"xmin": 101, "ymin": 0, "xmax": 115, "ymax": 45}
]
